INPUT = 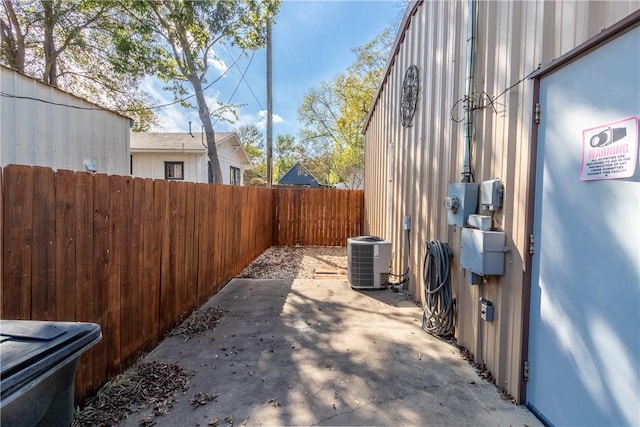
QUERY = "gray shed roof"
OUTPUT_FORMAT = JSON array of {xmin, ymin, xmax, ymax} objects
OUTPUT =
[{"xmin": 130, "ymin": 132, "xmax": 238, "ymax": 153}]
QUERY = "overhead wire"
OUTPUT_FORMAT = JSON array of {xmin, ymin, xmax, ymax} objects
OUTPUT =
[
  {"xmin": 223, "ymin": 44, "xmax": 265, "ymax": 111},
  {"xmin": 0, "ymin": 48, "xmax": 248, "ymax": 114},
  {"xmin": 212, "ymin": 49, "xmax": 257, "ymax": 126},
  {"xmin": 449, "ymin": 65, "xmax": 540, "ymax": 123}
]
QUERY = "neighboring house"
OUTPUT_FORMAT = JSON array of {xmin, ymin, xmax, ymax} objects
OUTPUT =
[
  {"xmin": 130, "ymin": 132, "xmax": 252, "ymax": 185},
  {"xmin": 364, "ymin": 2, "xmax": 638, "ymax": 426},
  {"xmin": 0, "ymin": 65, "xmax": 131, "ymax": 174},
  {"xmin": 277, "ymin": 161, "xmax": 320, "ymax": 187},
  {"xmin": 334, "ymin": 169, "xmax": 364, "ymax": 190}
]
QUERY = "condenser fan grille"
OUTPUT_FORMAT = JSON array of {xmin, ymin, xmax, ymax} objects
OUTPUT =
[
  {"xmin": 347, "ymin": 243, "xmax": 374, "ymax": 287},
  {"xmin": 347, "ymin": 236, "xmax": 391, "ymax": 289}
]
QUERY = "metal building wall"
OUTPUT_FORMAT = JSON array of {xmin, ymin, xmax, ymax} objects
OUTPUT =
[
  {"xmin": 1, "ymin": 66, "xmax": 130, "ymax": 175},
  {"xmin": 363, "ymin": 0, "xmax": 639, "ymax": 402}
]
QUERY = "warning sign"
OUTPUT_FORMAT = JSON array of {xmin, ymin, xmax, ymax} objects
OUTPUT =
[{"xmin": 580, "ymin": 116, "xmax": 638, "ymax": 181}]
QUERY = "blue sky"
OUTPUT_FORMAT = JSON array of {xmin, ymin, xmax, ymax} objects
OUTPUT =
[{"xmin": 142, "ymin": 0, "xmax": 403, "ymax": 140}]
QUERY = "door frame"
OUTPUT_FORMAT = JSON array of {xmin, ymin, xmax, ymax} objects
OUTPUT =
[{"xmin": 519, "ymin": 9, "xmax": 640, "ymax": 405}]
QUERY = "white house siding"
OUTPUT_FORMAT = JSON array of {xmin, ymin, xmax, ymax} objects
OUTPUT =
[
  {"xmin": 217, "ymin": 141, "xmax": 247, "ymax": 186},
  {"xmin": 131, "ymin": 152, "xmax": 207, "ymax": 183},
  {"xmin": 363, "ymin": 0, "xmax": 639, "ymax": 402},
  {"xmin": 0, "ymin": 66, "xmax": 130, "ymax": 175}
]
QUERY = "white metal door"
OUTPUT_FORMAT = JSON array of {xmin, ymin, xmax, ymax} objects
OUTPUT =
[{"xmin": 528, "ymin": 26, "xmax": 640, "ymax": 426}]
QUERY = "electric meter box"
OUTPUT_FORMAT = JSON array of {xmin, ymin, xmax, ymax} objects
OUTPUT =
[
  {"xmin": 460, "ymin": 228, "xmax": 506, "ymax": 276},
  {"xmin": 445, "ymin": 183, "xmax": 479, "ymax": 226}
]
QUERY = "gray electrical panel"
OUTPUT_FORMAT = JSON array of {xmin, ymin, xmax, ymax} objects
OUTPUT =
[
  {"xmin": 481, "ymin": 179, "xmax": 503, "ymax": 211},
  {"xmin": 444, "ymin": 183, "xmax": 479, "ymax": 226},
  {"xmin": 460, "ymin": 228, "xmax": 507, "ymax": 276}
]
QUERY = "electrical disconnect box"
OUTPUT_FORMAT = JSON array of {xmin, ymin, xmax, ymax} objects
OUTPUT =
[
  {"xmin": 481, "ymin": 179, "xmax": 503, "ymax": 211},
  {"xmin": 403, "ymin": 215, "xmax": 411, "ymax": 231},
  {"xmin": 480, "ymin": 298, "xmax": 494, "ymax": 322},
  {"xmin": 444, "ymin": 183, "xmax": 479, "ymax": 226},
  {"xmin": 460, "ymin": 228, "xmax": 507, "ymax": 285}
]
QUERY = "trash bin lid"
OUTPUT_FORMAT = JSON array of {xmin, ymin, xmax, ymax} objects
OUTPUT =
[{"xmin": 0, "ymin": 320, "xmax": 101, "ymax": 403}]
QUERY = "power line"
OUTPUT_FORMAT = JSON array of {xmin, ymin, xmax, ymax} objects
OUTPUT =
[
  {"xmin": 0, "ymin": 48, "xmax": 247, "ymax": 114},
  {"xmin": 223, "ymin": 44, "xmax": 265, "ymax": 111},
  {"xmin": 123, "ymin": 48, "xmax": 247, "ymax": 112},
  {"xmin": 212, "ymin": 50, "xmax": 257, "ymax": 126}
]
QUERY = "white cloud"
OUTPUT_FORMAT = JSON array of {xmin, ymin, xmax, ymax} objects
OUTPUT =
[
  {"xmin": 207, "ymin": 55, "xmax": 228, "ymax": 75},
  {"xmin": 140, "ymin": 78, "xmax": 286, "ymax": 134},
  {"xmin": 255, "ymin": 110, "xmax": 284, "ymax": 129},
  {"xmin": 140, "ymin": 77, "xmax": 200, "ymax": 132}
]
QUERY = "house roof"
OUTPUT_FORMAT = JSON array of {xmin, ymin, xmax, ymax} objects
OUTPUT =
[
  {"xmin": 130, "ymin": 132, "xmax": 252, "ymax": 165},
  {"xmin": 277, "ymin": 161, "xmax": 321, "ymax": 187}
]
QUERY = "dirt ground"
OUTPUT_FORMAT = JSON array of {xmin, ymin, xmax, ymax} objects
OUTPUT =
[{"xmin": 236, "ymin": 246, "xmax": 347, "ymax": 280}]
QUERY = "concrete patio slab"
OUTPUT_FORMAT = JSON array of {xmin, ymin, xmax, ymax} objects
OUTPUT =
[{"xmin": 121, "ymin": 278, "xmax": 542, "ymax": 426}]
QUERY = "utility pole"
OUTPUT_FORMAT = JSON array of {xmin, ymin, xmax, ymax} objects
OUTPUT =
[{"xmin": 266, "ymin": 17, "xmax": 273, "ymax": 187}]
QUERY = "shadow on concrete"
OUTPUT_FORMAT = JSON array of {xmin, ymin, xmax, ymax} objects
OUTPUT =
[{"xmin": 121, "ymin": 278, "xmax": 541, "ymax": 426}]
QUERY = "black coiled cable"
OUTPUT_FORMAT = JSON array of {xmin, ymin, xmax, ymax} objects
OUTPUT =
[{"xmin": 422, "ymin": 240, "xmax": 456, "ymax": 337}]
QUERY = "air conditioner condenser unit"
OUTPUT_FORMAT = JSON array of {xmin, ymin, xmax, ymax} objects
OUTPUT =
[{"xmin": 347, "ymin": 236, "xmax": 392, "ymax": 289}]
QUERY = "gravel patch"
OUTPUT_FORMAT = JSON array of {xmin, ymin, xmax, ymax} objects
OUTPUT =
[{"xmin": 236, "ymin": 246, "xmax": 347, "ymax": 279}]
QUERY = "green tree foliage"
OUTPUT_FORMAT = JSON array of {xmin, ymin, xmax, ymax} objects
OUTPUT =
[
  {"xmin": 0, "ymin": 0, "xmax": 157, "ymax": 130},
  {"xmin": 112, "ymin": 0, "xmax": 280, "ymax": 184},
  {"xmin": 297, "ymin": 28, "xmax": 393, "ymax": 189},
  {"xmin": 236, "ymin": 123, "xmax": 266, "ymax": 186},
  {"xmin": 237, "ymin": 126, "xmax": 309, "ymax": 186},
  {"xmin": 274, "ymin": 134, "xmax": 307, "ymax": 182}
]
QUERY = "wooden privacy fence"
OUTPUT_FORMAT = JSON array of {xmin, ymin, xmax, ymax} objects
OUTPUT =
[
  {"xmin": 275, "ymin": 187, "xmax": 364, "ymax": 246},
  {"xmin": 0, "ymin": 165, "xmax": 363, "ymax": 402}
]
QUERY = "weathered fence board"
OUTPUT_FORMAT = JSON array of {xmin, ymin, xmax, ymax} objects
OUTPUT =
[
  {"xmin": 31, "ymin": 167, "xmax": 56, "ymax": 320},
  {"xmin": 2, "ymin": 166, "xmax": 33, "ymax": 319},
  {"xmin": 275, "ymin": 187, "xmax": 364, "ymax": 246},
  {"xmin": 55, "ymin": 170, "xmax": 77, "ymax": 321},
  {"xmin": 0, "ymin": 168, "xmax": 2, "ymax": 319},
  {"xmin": 0, "ymin": 165, "xmax": 363, "ymax": 402}
]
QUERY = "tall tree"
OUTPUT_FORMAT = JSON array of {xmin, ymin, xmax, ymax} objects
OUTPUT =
[
  {"xmin": 0, "ymin": 0, "xmax": 26, "ymax": 72},
  {"xmin": 113, "ymin": 0, "xmax": 280, "ymax": 184},
  {"xmin": 297, "ymin": 28, "xmax": 393, "ymax": 189},
  {"xmin": 0, "ymin": 0, "xmax": 157, "ymax": 130}
]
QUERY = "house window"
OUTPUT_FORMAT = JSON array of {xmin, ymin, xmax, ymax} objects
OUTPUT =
[
  {"xmin": 230, "ymin": 166, "xmax": 241, "ymax": 185},
  {"xmin": 165, "ymin": 161, "xmax": 184, "ymax": 180}
]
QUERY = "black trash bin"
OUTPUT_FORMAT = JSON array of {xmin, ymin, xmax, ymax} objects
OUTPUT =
[{"xmin": 0, "ymin": 320, "xmax": 102, "ymax": 427}]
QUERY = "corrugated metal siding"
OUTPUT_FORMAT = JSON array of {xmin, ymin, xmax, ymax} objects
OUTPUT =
[
  {"xmin": 364, "ymin": 0, "xmax": 639, "ymax": 401},
  {"xmin": 0, "ymin": 66, "xmax": 130, "ymax": 175}
]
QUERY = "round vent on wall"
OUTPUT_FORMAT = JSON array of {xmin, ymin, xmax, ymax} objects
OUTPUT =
[{"xmin": 401, "ymin": 65, "xmax": 419, "ymax": 127}]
